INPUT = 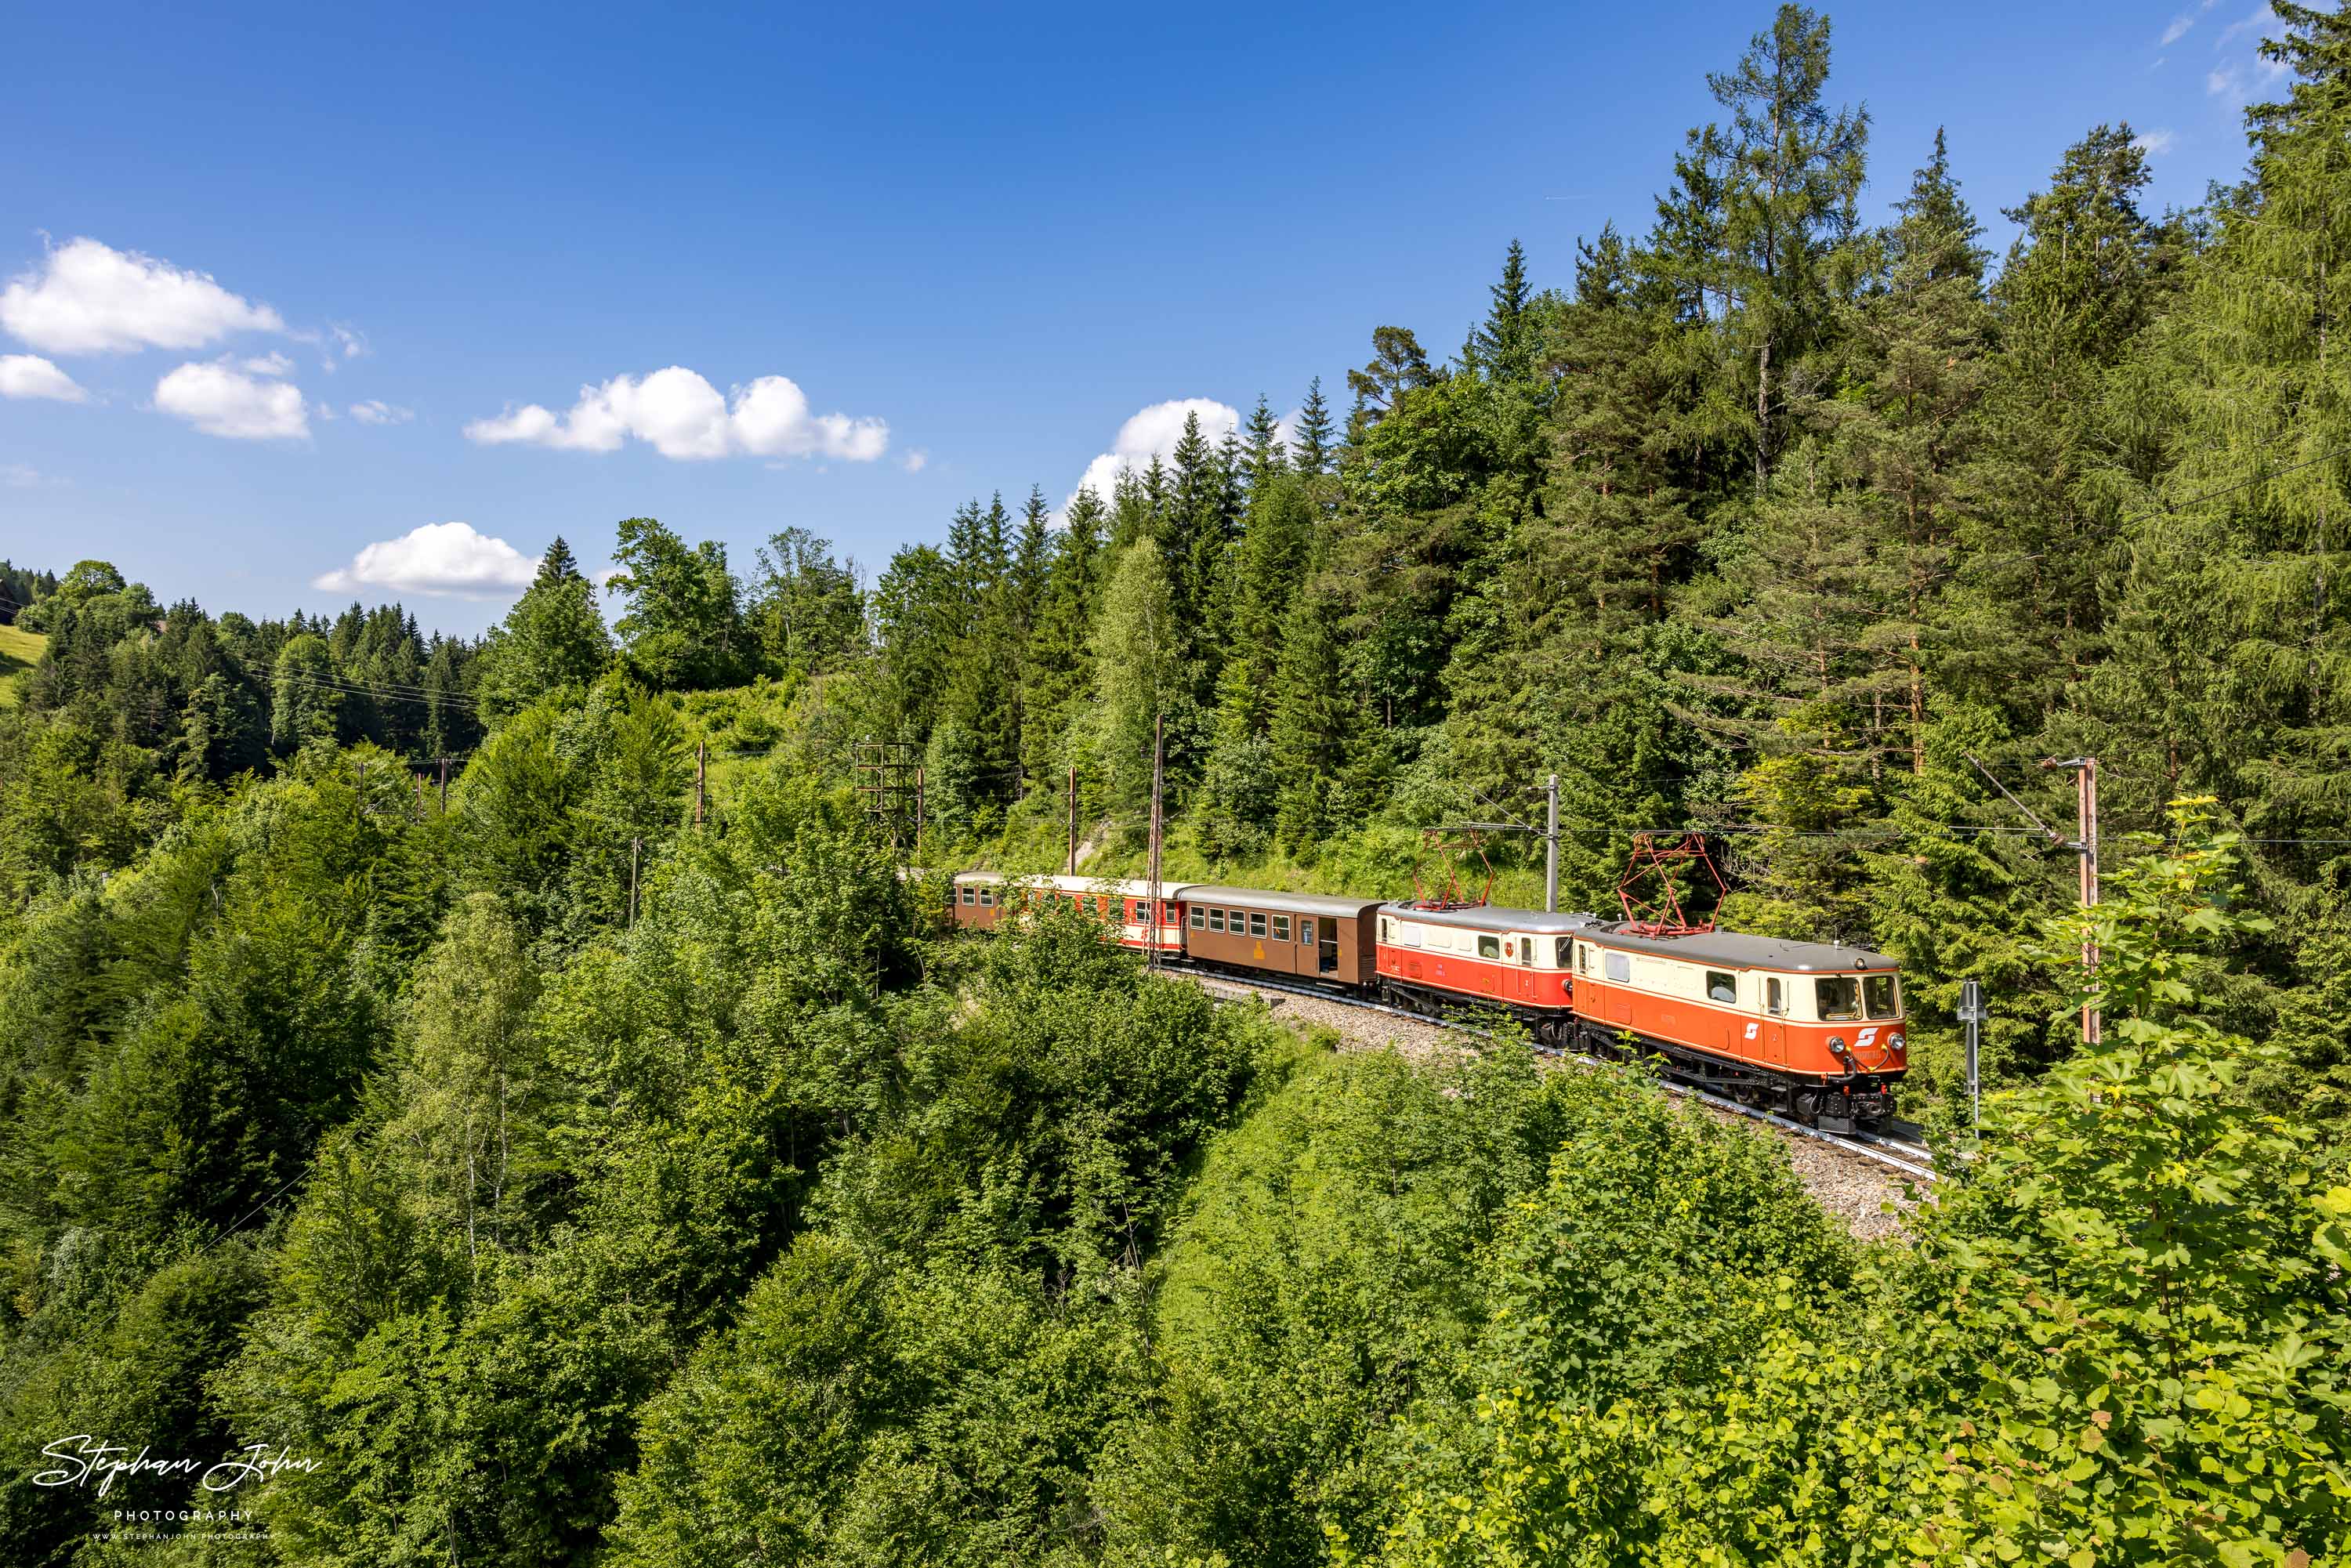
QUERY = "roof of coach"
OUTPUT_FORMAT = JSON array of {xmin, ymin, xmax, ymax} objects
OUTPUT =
[
  {"xmin": 1179, "ymin": 885, "xmax": 1385, "ymax": 920},
  {"xmin": 1378, "ymin": 903, "xmax": 1607, "ymax": 936},
  {"xmin": 1034, "ymin": 874, "xmax": 1195, "ymax": 900},
  {"xmin": 1584, "ymin": 924, "xmax": 1897, "ymax": 972}
]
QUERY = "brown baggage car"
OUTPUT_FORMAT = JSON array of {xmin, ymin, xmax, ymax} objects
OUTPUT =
[{"xmin": 1178, "ymin": 885, "xmax": 1384, "ymax": 986}]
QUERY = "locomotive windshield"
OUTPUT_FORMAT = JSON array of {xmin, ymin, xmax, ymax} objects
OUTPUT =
[
  {"xmin": 1817, "ymin": 974, "xmax": 1900, "ymax": 1020},
  {"xmin": 1864, "ymin": 974, "xmax": 1899, "ymax": 1018},
  {"xmin": 1815, "ymin": 976, "xmax": 1863, "ymax": 1020}
]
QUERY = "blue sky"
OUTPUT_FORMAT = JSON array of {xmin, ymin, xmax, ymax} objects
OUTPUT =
[{"xmin": 0, "ymin": 0, "xmax": 2298, "ymax": 636}]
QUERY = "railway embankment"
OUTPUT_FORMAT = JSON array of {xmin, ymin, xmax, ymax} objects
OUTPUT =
[{"xmin": 1186, "ymin": 969, "xmax": 1920, "ymax": 1240}]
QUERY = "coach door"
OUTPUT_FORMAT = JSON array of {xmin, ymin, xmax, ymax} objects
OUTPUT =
[
  {"xmin": 1603, "ymin": 950, "xmax": 1634, "ymax": 1026},
  {"xmin": 1762, "ymin": 976, "xmax": 1789, "ymax": 1065},
  {"xmin": 1508, "ymin": 936, "xmax": 1537, "ymax": 1001}
]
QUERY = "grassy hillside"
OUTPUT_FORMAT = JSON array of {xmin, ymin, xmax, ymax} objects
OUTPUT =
[{"xmin": 0, "ymin": 623, "xmax": 42, "ymax": 705}]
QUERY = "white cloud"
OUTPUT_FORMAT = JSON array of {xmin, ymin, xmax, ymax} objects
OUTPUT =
[
  {"xmin": 241, "ymin": 350, "xmax": 295, "ymax": 377},
  {"xmin": 154, "ymin": 360, "xmax": 310, "ymax": 440},
  {"xmin": 4, "ymin": 463, "xmax": 63, "ymax": 488},
  {"xmin": 1, "ymin": 237, "xmax": 284, "ymax": 355},
  {"xmin": 2160, "ymin": 13, "xmax": 2195, "ymax": 44},
  {"xmin": 0, "ymin": 353, "xmax": 88, "ymax": 402},
  {"xmin": 2205, "ymin": 3, "xmax": 2290, "ymax": 100},
  {"xmin": 2214, "ymin": 2, "xmax": 2276, "ymax": 49},
  {"xmin": 312, "ymin": 521, "xmax": 541, "ymax": 598},
  {"xmin": 465, "ymin": 366, "xmax": 888, "ymax": 462},
  {"xmin": 900, "ymin": 448, "xmax": 929, "ymax": 473},
  {"xmin": 1067, "ymin": 397, "xmax": 1241, "ymax": 514},
  {"xmin": 2135, "ymin": 128, "xmax": 2179, "ymax": 154},
  {"xmin": 349, "ymin": 399, "xmax": 414, "ymax": 425}
]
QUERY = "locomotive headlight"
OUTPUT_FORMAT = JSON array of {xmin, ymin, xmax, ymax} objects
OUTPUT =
[
  {"xmin": 1887, "ymin": 1031, "xmax": 1905, "ymax": 1051},
  {"xmin": 1827, "ymin": 1036, "xmax": 1849, "ymax": 1060}
]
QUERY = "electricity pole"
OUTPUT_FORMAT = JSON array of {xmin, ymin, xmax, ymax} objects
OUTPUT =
[
  {"xmin": 694, "ymin": 740, "xmax": 705, "ymax": 828},
  {"xmin": 1147, "ymin": 715, "xmax": 1164, "ymax": 970},
  {"xmin": 2042, "ymin": 756, "xmax": 2101, "ymax": 1046},
  {"xmin": 629, "ymin": 836, "xmax": 641, "ymax": 929},
  {"xmin": 1066, "ymin": 764, "xmax": 1078, "ymax": 876},
  {"xmin": 1545, "ymin": 773, "xmax": 1560, "ymax": 914}
]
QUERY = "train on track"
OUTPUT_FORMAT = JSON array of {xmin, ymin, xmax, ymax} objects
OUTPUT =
[{"xmin": 944, "ymin": 871, "xmax": 1907, "ymax": 1132}]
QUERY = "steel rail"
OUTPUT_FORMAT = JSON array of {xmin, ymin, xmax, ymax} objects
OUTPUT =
[{"xmin": 1178, "ymin": 965, "xmax": 1940, "ymax": 1183}]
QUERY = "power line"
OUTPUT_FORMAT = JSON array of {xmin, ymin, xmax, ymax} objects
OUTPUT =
[{"xmin": 2121, "ymin": 439, "xmax": 2351, "ymax": 533}]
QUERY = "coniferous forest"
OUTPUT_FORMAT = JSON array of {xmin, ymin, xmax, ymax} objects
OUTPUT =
[{"xmin": 5, "ymin": 5, "xmax": 2351, "ymax": 1563}]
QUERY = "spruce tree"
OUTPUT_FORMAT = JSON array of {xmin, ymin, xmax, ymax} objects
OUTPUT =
[
  {"xmin": 1291, "ymin": 377, "xmax": 1335, "ymax": 476},
  {"xmin": 1471, "ymin": 239, "xmax": 1535, "ymax": 381},
  {"xmin": 476, "ymin": 535, "xmax": 614, "ymax": 719},
  {"xmin": 1659, "ymin": 3, "xmax": 1868, "ymax": 487}
]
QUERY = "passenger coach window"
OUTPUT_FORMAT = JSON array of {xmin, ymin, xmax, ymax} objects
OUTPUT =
[
  {"xmin": 1518, "ymin": 940, "xmax": 1532, "ymax": 968},
  {"xmin": 1603, "ymin": 951, "xmax": 1631, "ymax": 983},
  {"xmin": 1816, "ymin": 977, "xmax": 1863, "ymax": 1021},
  {"xmin": 1272, "ymin": 915, "xmax": 1290, "ymax": 941},
  {"xmin": 1249, "ymin": 913, "xmax": 1267, "ymax": 937},
  {"xmin": 1227, "ymin": 909, "xmax": 1245, "ymax": 931},
  {"xmin": 1864, "ymin": 975, "xmax": 1898, "ymax": 1019},
  {"xmin": 979, "ymin": 888, "xmax": 994, "ymax": 907},
  {"xmin": 1556, "ymin": 937, "xmax": 1573, "ymax": 969},
  {"xmin": 1477, "ymin": 934, "xmax": 1501, "ymax": 960},
  {"xmin": 1208, "ymin": 909, "xmax": 1225, "ymax": 932},
  {"xmin": 1300, "ymin": 919, "xmax": 1315, "ymax": 947},
  {"xmin": 1767, "ymin": 978, "xmax": 1787, "ymax": 1016},
  {"xmin": 1190, "ymin": 907, "xmax": 1205, "ymax": 929},
  {"xmin": 960, "ymin": 886, "xmax": 975, "ymax": 905},
  {"xmin": 1706, "ymin": 971, "xmax": 1737, "ymax": 1004}
]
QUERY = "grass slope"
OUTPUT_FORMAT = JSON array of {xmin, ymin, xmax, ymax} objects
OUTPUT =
[{"xmin": 0, "ymin": 623, "xmax": 42, "ymax": 705}]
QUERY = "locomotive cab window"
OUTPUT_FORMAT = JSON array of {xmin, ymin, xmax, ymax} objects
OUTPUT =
[
  {"xmin": 1767, "ymin": 977, "xmax": 1787, "ymax": 1016},
  {"xmin": 1815, "ymin": 976, "xmax": 1864, "ymax": 1021},
  {"xmin": 1864, "ymin": 974, "xmax": 1898, "ymax": 1018},
  {"xmin": 1477, "ymin": 934, "xmax": 1500, "ymax": 960},
  {"xmin": 1208, "ymin": 909, "xmax": 1225, "ymax": 932},
  {"xmin": 1249, "ymin": 912, "xmax": 1267, "ymax": 938},
  {"xmin": 1518, "ymin": 940, "xmax": 1533, "ymax": 968},
  {"xmin": 1706, "ymin": 970, "xmax": 1737, "ymax": 1004},
  {"xmin": 1380, "ymin": 917, "xmax": 1393, "ymax": 943},
  {"xmin": 1603, "ymin": 951, "xmax": 1631, "ymax": 983},
  {"xmin": 1271, "ymin": 914, "xmax": 1290, "ymax": 941},
  {"xmin": 1556, "ymin": 937, "xmax": 1574, "ymax": 969}
]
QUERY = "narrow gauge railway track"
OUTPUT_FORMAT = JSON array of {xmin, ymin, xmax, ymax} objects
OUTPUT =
[{"xmin": 1172, "ymin": 962, "xmax": 1940, "ymax": 1185}]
